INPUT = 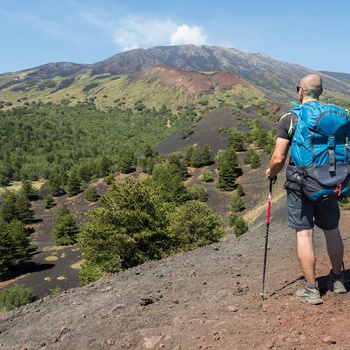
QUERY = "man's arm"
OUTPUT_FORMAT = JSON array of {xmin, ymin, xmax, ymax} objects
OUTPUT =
[{"xmin": 265, "ymin": 137, "xmax": 290, "ymax": 179}]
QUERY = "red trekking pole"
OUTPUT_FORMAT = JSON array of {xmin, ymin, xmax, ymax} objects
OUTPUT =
[{"xmin": 261, "ymin": 179, "xmax": 273, "ymax": 300}]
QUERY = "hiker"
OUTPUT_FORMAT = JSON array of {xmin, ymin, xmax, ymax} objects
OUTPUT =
[{"xmin": 265, "ymin": 74, "xmax": 347, "ymax": 305}]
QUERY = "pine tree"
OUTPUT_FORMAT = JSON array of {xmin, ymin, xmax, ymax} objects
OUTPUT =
[
  {"xmin": 236, "ymin": 184, "xmax": 245, "ymax": 197},
  {"xmin": 228, "ymin": 128, "xmax": 244, "ymax": 151},
  {"xmin": 201, "ymin": 144, "xmax": 213, "ymax": 166},
  {"xmin": 67, "ymin": 169, "xmax": 81, "ymax": 197},
  {"xmin": 216, "ymin": 149, "xmax": 238, "ymax": 191},
  {"xmin": 16, "ymin": 194, "xmax": 34, "ymax": 223},
  {"xmin": 234, "ymin": 217, "xmax": 249, "ymax": 236},
  {"xmin": 44, "ymin": 195, "xmax": 55, "ymax": 209},
  {"xmin": 52, "ymin": 203, "xmax": 79, "ymax": 246},
  {"xmin": 251, "ymin": 152, "xmax": 261, "ymax": 169},
  {"xmin": 21, "ymin": 180, "xmax": 34, "ymax": 199},
  {"xmin": 243, "ymin": 147, "xmax": 255, "ymax": 165},
  {"xmin": 0, "ymin": 193, "xmax": 19, "ymax": 223},
  {"xmin": 117, "ymin": 149, "xmax": 136, "ymax": 174},
  {"xmin": 190, "ymin": 147, "xmax": 202, "ymax": 168},
  {"xmin": 49, "ymin": 174, "xmax": 64, "ymax": 197},
  {"xmin": 85, "ymin": 186, "xmax": 100, "ymax": 202},
  {"xmin": 230, "ymin": 193, "xmax": 245, "ymax": 212},
  {"xmin": 183, "ymin": 146, "xmax": 195, "ymax": 167}
]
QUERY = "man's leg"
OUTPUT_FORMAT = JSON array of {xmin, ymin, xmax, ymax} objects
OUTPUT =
[
  {"xmin": 296, "ymin": 229, "xmax": 316, "ymax": 284},
  {"xmin": 295, "ymin": 228, "xmax": 322, "ymax": 304},
  {"xmin": 323, "ymin": 227, "xmax": 344, "ymax": 275},
  {"xmin": 324, "ymin": 227, "xmax": 347, "ymax": 293}
]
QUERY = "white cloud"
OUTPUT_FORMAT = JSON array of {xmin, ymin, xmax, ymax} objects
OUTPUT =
[
  {"xmin": 112, "ymin": 16, "xmax": 208, "ymax": 51},
  {"xmin": 170, "ymin": 25, "xmax": 207, "ymax": 45},
  {"xmin": 113, "ymin": 17, "xmax": 177, "ymax": 51}
]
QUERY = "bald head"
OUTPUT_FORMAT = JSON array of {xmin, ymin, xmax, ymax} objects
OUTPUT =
[{"xmin": 299, "ymin": 74, "xmax": 323, "ymax": 102}]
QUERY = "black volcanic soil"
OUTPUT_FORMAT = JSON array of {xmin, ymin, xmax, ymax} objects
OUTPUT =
[{"xmin": 1, "ymin": 195, "xmax": 350, "ymax": 350}]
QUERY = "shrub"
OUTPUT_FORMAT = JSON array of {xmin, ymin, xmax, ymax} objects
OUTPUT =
[
  {"xmin": 186, "ymin": 184, "xmax": 208, "ymax": 202},
  {"xmin": 85, "ymin": 186, "xmax": 100, "ymax": 202},
  {"xmin": 228, "ymin": 212, "xmax": 238, "ymax": 227},
  {"xmin": 234, "ymin": 217, "xmax": 249, "ymax": 237},
  {"xmin": 236, "ymin": 184, "xmax": 245, "ymax": 197},
  {"xmin": 168, "ymin": 201, "xmax": 226, "ymax": 250},
  {"xmin": 230, "ymin": 193, "xmax": 245, "ymax": 212},
  {"xmin": 0, "ymin": 284, "xmax": 33, "ymax": 312},
  {"xmin": 44, "ymin": 195, "xmax": 55, "ymax": 209},
  {"xmin": 200, "ymin": 170, "xmax": 213, "ymax": 183}
]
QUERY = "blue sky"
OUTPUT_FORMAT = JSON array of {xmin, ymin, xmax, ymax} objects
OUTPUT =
[{"xmin": 1, "ymin": 0, "xmax": 350, "ymax": 74}]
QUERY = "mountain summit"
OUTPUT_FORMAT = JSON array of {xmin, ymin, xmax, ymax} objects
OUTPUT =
[{"xmin": 2, "ymin": 45, "xmax": 350, "ymax": 112}]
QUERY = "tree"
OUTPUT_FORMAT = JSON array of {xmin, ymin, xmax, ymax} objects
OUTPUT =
[
  {"xmin": 228, "ymin": 128, "xmax": 244, "ymax": 151},
  {"xmin": 230, "ymin": 193, "xmax": 245, "ymax": 212},
  {"xmin": 250, "ymin": 152, "xmax": 261, "ymax": 169},
  {"xmin": 151, "ymin": 162, "xmax": 187, "ymax": 204},
  {"xmin": 16, "ymin": 194, "xmax": 34, "ymax": 223},
  {"xmin": 78, "ymin": 179, "xmax": 172, "ymax": 285},
  {"xmin": 67, "ymin": 169, "xmax": 81, "ymax": 197},
  {"xmin": 52, "ymin": 203, "xmax": 79, "ymax": 246},
  {"xmin": 243, "ymin": 147, "xmax": 255, "ymax": 165},
  {"xmin": 44, "ymin": 194, "xmax": 55, "ymax": 209},
  {"xmin": 0, "ymin": 193, "xmax": 19, "ymax": 223},
  {"xmin": 234, "ymin": 217, "xmax": 249, "ymax": 236},
  {"xmin": 98, "ymin": 156, "xmax": 112, "ymax": 177},
  {"xmin": 0, "ymin": 219, "xmax": 33, "ymax": 278},
  {"xmin": 236, "ymin": 184, "xmax": 245, "ymax": 197},
  {"xmin": 201, "ymin": 144, "xmax": 213, "ymax": 166},
  {"xmin": 85, "ymin": 186, "xmax": 100, "ymax": 202},
  {"xmin": 216, "ymin": 149, "xmax": 239, "ymax": 191},
  {"xmin": 167, "ymin": 201, "xmax": 226, "ymax": 250},
  {"xmin": 117, "ymin": 149, "xmax": 136, "ymax": 174},
  {"xmin": 183, "ymin": 146, "xmax": 195, "ymax": 167},
  {"xmin": 49, "ymin": 174, "xmax": 65, "ymax": 197},
  {"xmin": 190, "ymin": 147, "xmax": 203, "ymax": 168},
  {"xmin": 20, "ymin": 180, "xmax": 34, "ymax": 199}
]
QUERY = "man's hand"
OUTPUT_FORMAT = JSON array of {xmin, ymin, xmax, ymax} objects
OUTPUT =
[{"xmin": 265, "ymin": 169, "xmax": 277, "ymax": 182}]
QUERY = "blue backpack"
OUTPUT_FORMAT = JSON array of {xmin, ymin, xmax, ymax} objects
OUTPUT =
[{"xmin": 286, "ymin": 101, "xmax": 350, "ymax": 201}]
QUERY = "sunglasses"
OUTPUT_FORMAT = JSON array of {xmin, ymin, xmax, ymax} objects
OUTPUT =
[{"xmin": 296, "ymin": 86, "xmax": 303, "ymax": 92}]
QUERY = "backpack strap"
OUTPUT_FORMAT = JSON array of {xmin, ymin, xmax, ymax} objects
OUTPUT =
[{"xmin": 327, "ymin": 136, "xmax": 336, "ymax": 172}]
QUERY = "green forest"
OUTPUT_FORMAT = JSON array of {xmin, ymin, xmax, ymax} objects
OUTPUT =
[{"xmin": 0, "ymin": 101, "xmax": 194, "ymax": 186}]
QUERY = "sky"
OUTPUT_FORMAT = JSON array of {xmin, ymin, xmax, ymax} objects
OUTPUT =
[{"xmin": 1, "ymin": 0, "xmax": 350, "ymax": 74}]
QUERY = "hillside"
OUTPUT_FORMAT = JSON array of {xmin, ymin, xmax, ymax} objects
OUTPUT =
[
  {"xmin": 2, "ymin": 45, "xmax": 350, "ymax": 114},
  {"xmin": 1, "ymin": 197, "xmax": 350, "ymax": 349}
]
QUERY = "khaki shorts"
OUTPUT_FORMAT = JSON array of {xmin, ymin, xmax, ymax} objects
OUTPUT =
[{"xmin": 287, "ymin": 188, "xmax": 340, "ymax": 230}]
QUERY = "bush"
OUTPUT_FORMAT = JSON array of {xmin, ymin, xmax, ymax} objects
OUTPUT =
[
  {"xmin": 85, "ymin": 186, "xmax": 100, "ymax": 202},
  {"xmin": 228, "ymin": 212, "xmax": 238, "ymax": 227},
  {"xmin": 230, "ymin": 193, "xmax": 245, "ymax": 212},
  {"xmin": 234, "ymin": 217, "xmax": 249, "ymax": 237},
  {"xmin": 186, "ymin": 184, "xmax": 208, "ymax": 202},
  {"xmin": 44, "ymin": 195, "xmax": 55, "ymax": 209},
  {"xmin": 168, "ymin": 201, "xmax": 226, "ymax": 250},
  {"xmin": 200, "ymin": 170, "xmax": 213, "ymax": 183},
  {"xmin": 0, "ymin": 284, "xmax": 33, "ymax": 312},
  {"xmin": 236, "ymin": 184, "xmax": 245, "ymax": 197}
]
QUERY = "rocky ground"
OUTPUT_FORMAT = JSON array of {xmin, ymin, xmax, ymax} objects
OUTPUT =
[{"xmin": 1, "ymin": 195, "xmax": 350, "ymax": 350}]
